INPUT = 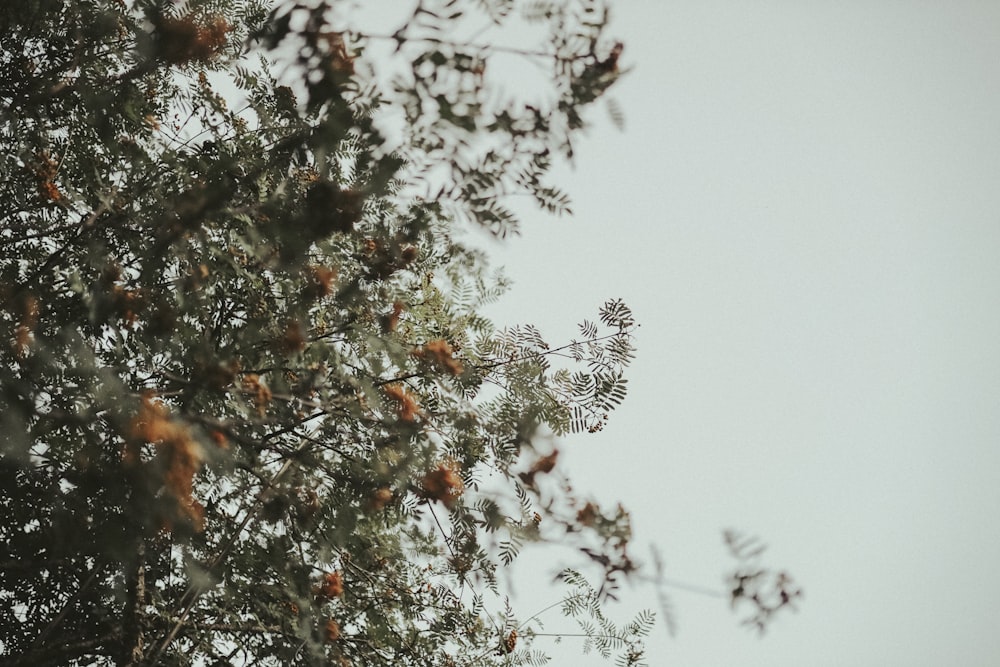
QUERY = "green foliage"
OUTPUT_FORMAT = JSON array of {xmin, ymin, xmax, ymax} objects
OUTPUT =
[
  {"xmin": 556, "ymin": 570, "xmax": 653, "ymax": 667},
  {"xmin": 1, "ymin": 2, "xmax": 800, "ymax": 664},
  {"xmin": 0, "ymin": 1, "xmax": 645, "ymax": 665}
]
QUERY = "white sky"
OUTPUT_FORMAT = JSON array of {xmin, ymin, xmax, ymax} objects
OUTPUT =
[{"xmin": 474, "ymin": 1, "xmax": 1000, "ymax": 665}]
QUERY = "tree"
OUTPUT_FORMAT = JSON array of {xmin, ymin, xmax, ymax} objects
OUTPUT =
[{"xmin": 0, "ymin": 1, "xmax": 799, "ymax": 665}]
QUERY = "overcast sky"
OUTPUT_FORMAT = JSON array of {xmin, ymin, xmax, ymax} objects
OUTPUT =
[{"xmin": 468, "ymin": 1, "xmax": 1000, "ymax": 665}]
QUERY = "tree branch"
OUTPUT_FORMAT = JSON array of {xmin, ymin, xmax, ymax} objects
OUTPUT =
[{"xmin": 1, "ymin": 631, "xmax": 118, "ymax": 667}]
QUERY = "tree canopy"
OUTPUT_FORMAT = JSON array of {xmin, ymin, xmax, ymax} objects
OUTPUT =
[{"xmin": 0, "ymin": 1, "xmax": 800, "ymax": 665}]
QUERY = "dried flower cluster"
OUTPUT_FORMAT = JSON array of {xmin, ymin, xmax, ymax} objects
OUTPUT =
[
  {"xmin": 381, "ymin": 301, "xmax": 404, "ymax": 333},
  {"xmin": 278, "ymin": 319, "xmax": 307, "ymax": 354},
  {"xmin": 30, "ymin": 151, "xmax": 61, "ymax": 202},
  {"xmin": 370, "ymin": 487, "xmax": 394, "ymax": 511},
  {"xmin": 12, "ymin": 294, "xmax": 38, "ymax": 358},
  {"xmin": 316, "ymin": 570, "xmax": 344, "ymax": 599},
  {"xmin": 504, "ymin": 629, "xmax": 518, "ymax": 653},
  {"xmin": 157, "ymin": 14, "xmax": 229, "ymax": 64},
  {"xmin": 411, "ymin": 339, "xmax": 463, "ymax": 375},
  {"xmin": 518, "ymin": 449, "xmax": 559, "ymax": 486},
  {"xmin": 127, "ymin": 394, "xmax": 205, "ymax": 531},
  {"xmin": 382, "ymin": 383, "xmax": 419, "ymax": 422},
  {"xmin": 324, "ymin": 618, "xmax": 341, "ymax": 643},
  {"xmin": 576, "ymin": 502, "xmax": 599, "ymax": 527},
  {"xmin": 320, "ymin": 32, "xmax": 355, "ymax": 78},
  {"xmin": 420, "ymin": 460, "xmax": 465, "ymax": 508},
  {"xmin": 241, "ymin": 374, "xmax": 272, "ymax": 415},
  {"xmin": 110, "ymin": 285, "xmax": 146, "ymax": 324},
  {"xmin": 304, "ymin": 265, "xmax": 337, "ymax": 300}
]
